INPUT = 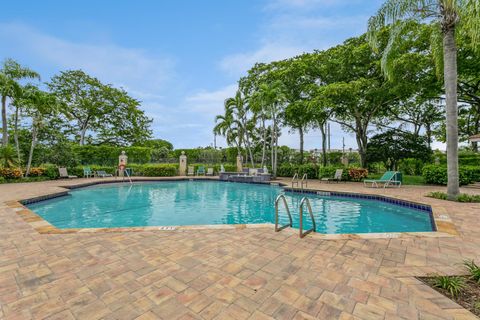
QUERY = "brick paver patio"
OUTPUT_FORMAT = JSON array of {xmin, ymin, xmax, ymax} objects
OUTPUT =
[{"xmin": 1, "ymin": 177, "xmax": 479, "ymax": 319}]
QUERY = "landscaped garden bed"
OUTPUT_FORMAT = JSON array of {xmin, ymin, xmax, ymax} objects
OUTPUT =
[{"xmin": 418, "ymin": 260, "xmax": 480, "ymax": 317}]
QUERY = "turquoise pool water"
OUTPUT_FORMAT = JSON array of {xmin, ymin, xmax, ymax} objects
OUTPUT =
[{"xmin": 27, "ymin": 181, "xmax": 434, "ymax": 233}]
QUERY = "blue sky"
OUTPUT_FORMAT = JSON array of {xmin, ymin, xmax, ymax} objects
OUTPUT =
[{"xmin": 0, "ymin": 0, "xmax": 385, "ymax": 149}]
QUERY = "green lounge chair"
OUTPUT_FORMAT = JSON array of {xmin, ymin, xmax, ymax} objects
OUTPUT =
[
  {"xmin": 363, "ymin": 171, "xmax": 401, "ymax": 188},
  {"xmin": 196, "ymin": 166, "xmax": 206, "ymax": 176},
  {"xmin": 83, "ymin": 166, "xmax": 94, "ymax": 178}
]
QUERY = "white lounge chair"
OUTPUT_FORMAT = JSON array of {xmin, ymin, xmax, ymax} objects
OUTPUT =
[
  {"xmin": 321, "ymin": 169, "xmax": 344, "ymax": 183},
  {"xmin": 96, "ymin": 170, "xmax": 113, "ymax": 178},
  {"xmin": 58, "ymin": 167, "xmax": 77, "ymax": 179},
  {"xmin": 187, "ymin": 166, "xmax": 194, "ymax": 176},
  {"xmin": 206, "ymin": 168, "xmax": 214, "ymax": 176}
]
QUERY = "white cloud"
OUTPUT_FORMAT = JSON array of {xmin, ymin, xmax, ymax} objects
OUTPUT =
[
  {"xmin": 185, "ymin": 84, "xmax": 238, "ymax": 115},
  {"xmin": 0, "ymin": 22, "xmax": 175, "ymax": 93},
  {"xmin": 220, "ymin": 43, "xmax": 305, "ymax": 77}
]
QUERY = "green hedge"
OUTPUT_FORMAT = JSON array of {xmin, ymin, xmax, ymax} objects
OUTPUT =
[
  {"xmin": 422, "ymin": 165, "xmax": 478, "ymax": 186},
  {"xmin": 277, "ymin": 163, "xmax": 318, "ymax": 178},
  {"xmin": 73, "ymin": 145, "xmax": 153, "ymax": 165}
]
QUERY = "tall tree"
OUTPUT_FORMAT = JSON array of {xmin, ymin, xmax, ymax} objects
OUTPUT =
[
  {"xmin": 368, "ymin": 0, "xmax": 480, "ymax": 198},
  {"xmin": 0, "ymin": 59, "xmax": 39, "ymax": 146},
  {"xmin": 48, "ymin": 70, "xmax": 151, "ymax": 146},
  {"xmin": 20, "ymin": 85, "xmax": 60, "ymax": 176}
]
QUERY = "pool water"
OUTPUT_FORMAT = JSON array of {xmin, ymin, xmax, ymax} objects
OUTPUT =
[{"xmin": 27, "ymin": 181, "xmax": 434, "ymax": 233}]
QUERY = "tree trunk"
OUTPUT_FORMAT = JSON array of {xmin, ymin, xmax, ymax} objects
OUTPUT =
[
  {"xmin": 274, "ymin": 122, "xmax": 278, "ymax": 179},
  {"xmin": 243, "ymin": 125, "xmax": 255, "ymax": 167},
  {"xmin": 25, "ymin": 118, "xmax": 38, "ymax": 177},
  {"xmin": 271, "ymin": 124, "xmax": 275, "ymax": 176},
  {"xmin": 14, "ymin": 105, "xmax": 21, "ymax": 164},
  {"xmin": 443, "ymin": 26, "xmax": 460, "ymax": 198},
  {"xmin": 299, "ymin": 126, "xmax": 304, "ymax": 164},
  {"xmin": 260, "ymin": 118, "xmax": 267, "ymax": 168},
  {"xmin": 320, "ymin": 123, "xmax": 327, "ymax": 167},
  {"xmin": 1, "ymin": 96, "xmax": 8, "ymax": 146},
  {"xmin": 79, "ymin": 123, "xmax": 88, "ymax": 145}
]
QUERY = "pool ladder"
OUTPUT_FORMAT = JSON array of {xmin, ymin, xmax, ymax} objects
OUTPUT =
[
  {"xmin": 274, "ymin": 195, "xmax": 316, "ymax": 238},
  {"xmin": 291, "ymin": 173, "xmax": 308, "ymax": 191}
]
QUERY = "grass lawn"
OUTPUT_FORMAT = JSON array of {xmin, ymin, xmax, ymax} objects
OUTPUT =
[{"xmin": 366, "ymin": 174, "xmax": 425, "ymax": 185}]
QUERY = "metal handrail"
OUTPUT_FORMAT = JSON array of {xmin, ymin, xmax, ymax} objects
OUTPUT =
[
  {"xmin": 274, "ymin": 194, "xmax": 293, "ymax": 232},
  {"xmin": 301, "ymin": 173, "xmax": 308, "ymax": 189},
  {"xmin": 124, "ymin": 169, "xmax": 133, "ymax": 184},
  {"xmin": 299, "ymin": 197, "xmax": 316, "ymax": 238},
  {"xmin": 292, "ymin": 173, "xmax": 299, "ymax": 188}
]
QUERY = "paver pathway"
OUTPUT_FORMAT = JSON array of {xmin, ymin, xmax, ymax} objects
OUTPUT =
[{"xmin": 1, "ymin": 177, "xmax": 479, "ymax": 319}]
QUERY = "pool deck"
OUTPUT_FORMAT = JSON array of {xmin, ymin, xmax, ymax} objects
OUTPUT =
[{"xmin": 1, "ymin": 177, "xmax": 480, "ymax": 319}]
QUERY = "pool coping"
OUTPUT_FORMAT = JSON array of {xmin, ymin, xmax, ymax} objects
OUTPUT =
[{"xmin": 8, "ymin": 178, "xmax": 458, "ymax": 239}]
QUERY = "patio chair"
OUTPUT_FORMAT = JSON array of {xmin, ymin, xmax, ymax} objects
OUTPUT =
[
  {"xmin": 321, "ymin": 169, "xmax": 344, "ymax": 183},
  {"xmin": 196, "ymin": 166, "xmax": 206, "ymax": 176},
  {"xmin": 363, "ymin": 171, "xmax": 401, "ymax": 188},
  {"xmin": 206, "ymin": 168, "xmax": 214, "ymax": 176},
  {"xmin": 187, "ymin": 166, "xmax": 194, "ymax": 176},
  {"xmin": 58, "ymin": 167, "xmax": 77, "ymax": 179},
  {"xmin": 96, "ymin": 170, "xmax": 113, "ymax": 178},
  {"xmin": 83, "ymin": 166, "xmax": 94, "ymax": 178}
]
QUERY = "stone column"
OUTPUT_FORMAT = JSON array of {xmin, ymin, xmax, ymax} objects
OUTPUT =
[
  {"xmin": 236, "ymin": 154, "xmax": 243, "ymax": 173},
  {"xmin": 179, "ymin": 151, "xmax": 187, "ymax": 176},
  {"xmin": 118, "ymin": 151, "xmax": 128, "ymax": 177}
]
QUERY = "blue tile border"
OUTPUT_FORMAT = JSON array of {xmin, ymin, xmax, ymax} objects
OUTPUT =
[{"xmin": 283, "ymin": 187, "xmax": 436, "ymax": 231}]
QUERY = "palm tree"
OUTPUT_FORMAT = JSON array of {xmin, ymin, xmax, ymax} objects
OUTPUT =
[
  {"xmin": 367, "ymin": 0, "xmax": 479, "ymax": 199},
  {"xmin": 214, "ymin": 111, "xmax": 242, "ymax": 154},
  {"xmin": 257, "ymin": 81, "xmax": 286, "ymax": 178},
  {"xmin": 0, "ymin": 59, "xmax": 40, "ymax": 147},
  {"xmin": 225, "ymin": 90, "xmax": 255, "ymax": 166}
]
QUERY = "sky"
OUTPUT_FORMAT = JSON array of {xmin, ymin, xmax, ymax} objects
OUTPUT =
[{"xmin": 0, "ymin": 0, "xmax": 389, "ymax": 150}]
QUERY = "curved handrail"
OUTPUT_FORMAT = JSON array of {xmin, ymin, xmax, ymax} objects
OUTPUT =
[
  {"xmin": 299, "ymin": 197, "xmax": 316, "ymax": 238},
  {"xmin": 274, "ymin": 194, "xmax": 293, "ymax": 232},
  {"xmin": 291, "ymin": 173, "xmax": 299, "ymax": 188},
  {"xmin": 301, "ymin": 173, "xmax": 308, "ymax": 189}
]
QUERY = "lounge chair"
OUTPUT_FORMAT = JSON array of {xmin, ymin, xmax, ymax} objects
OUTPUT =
[
  {"xmin": 196, "ymin": 166, "xmax": 206, "ymax": 176},
  {"xmin": 187, "ymin": 166, "xmax": 194, "ymax": 176},
  {"xmin": 96, "ymin": 170, "xmax": 113, "ymax": 178},
  {"xmin": 364, "ymin": 171, "xmax": 401, "ymax": 188},
  {"xmin": 58, "ymin": 167, "xmax": 77, "ymax": 179},
  {"xmin": 321, "ymin": 169, "xmax": 344, "ymax": 183},
  {"xmin": 206, "ymin": 168, "xmax": 214, "ymax": 176},
  {"xmin": 83, "ymin": 166, "xmax": 94, "ymax": 178}
]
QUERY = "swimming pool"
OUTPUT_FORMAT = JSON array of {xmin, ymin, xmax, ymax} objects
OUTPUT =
[{"xmin": 27, "ymin": 181, "xmax": 435, "ymax": 233}]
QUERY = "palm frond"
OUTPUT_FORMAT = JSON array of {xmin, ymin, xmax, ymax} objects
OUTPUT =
[
  {"xmin": 368, "ymin": 0, "xmax": 439, "ymax": 51},
  {"xmin": 458, "ymin": 0, "xmax": 480, "ymax": 49}
]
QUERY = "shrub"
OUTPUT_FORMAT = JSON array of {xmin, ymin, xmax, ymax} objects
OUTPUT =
[
  {"xmin": 464, "ymin": 260, "xmax": 480, "ymax": 284},
  {"xmin": 433, "ymin": 275, "xmax": 465, "ymax": 298},
  {"xmin": 427, "ymin": 191, "xmax": 480, "ymax": 203},
  {"xmin": 73, "ymin": 145, "xmax": 153, "ymax": 165},
  {"xmin": 398, "ymin": 158, "xmax": 425, "ymax": 175},
  {"xmin": 41, "ymin": 164, "xmax": 59, "ymax": 179},
  {"xmin": 0, "ymin": 167, "xmax": 23, "ymax": 179},
  {"xmin": 349, "ymin": 168, "xmax": 368, "ymax": 181},
  {"xmin": 422, "ymin": 165, "xmax": 473, "ymax": 185},
  {"xmin": 0, "ymin": 177, "xmax": 5, "ymax": 183},
  {"xmin": 141, "ymin": 164, "xmax": 178, "ymax": 176},
  {"xmin": 28, "ymin": 167, "xmax": 45, "ymax": 177},
  {"xmin": 277, "ymin": 163, "xmax": 318, "ymax": 178}
]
